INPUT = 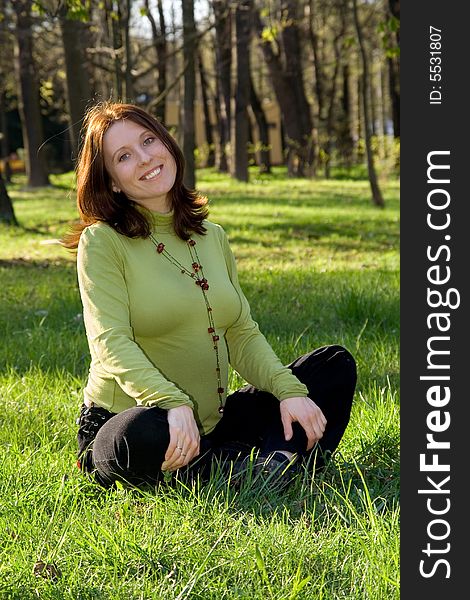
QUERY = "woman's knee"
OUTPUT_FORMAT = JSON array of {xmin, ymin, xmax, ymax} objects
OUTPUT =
[
  {"xmin": 92, "ymin": 406, "xmax": 170, "ymax": 485},
  {"xmin": 329, "ymin": 345, "xmax": 357, "ymax": 379}
]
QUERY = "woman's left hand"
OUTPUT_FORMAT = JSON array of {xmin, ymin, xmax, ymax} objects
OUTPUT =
[{"xmin": 280, "ymin": 396, "xmax": 327, "ymax": 451}]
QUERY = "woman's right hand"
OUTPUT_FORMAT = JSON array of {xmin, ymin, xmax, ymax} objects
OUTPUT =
[{"xmin": 161, "ymin": 405, "xmax": 200, "ymax": 472}]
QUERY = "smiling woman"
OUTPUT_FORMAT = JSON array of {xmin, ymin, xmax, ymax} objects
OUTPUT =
[{"xmin": 60, "ymin": 101, "xmax": 356, "ymax": 491}]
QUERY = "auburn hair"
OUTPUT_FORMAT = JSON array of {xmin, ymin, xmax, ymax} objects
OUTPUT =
[{"xmin": 61, "ymin": 101, "xmax": 208, "ymax": 249}]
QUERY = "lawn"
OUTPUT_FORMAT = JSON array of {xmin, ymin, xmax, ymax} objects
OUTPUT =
[{"xmin": 0, "ymin": 167, "xmax": 399, "ymax": 599}]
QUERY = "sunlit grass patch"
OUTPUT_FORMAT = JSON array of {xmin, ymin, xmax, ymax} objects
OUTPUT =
[{"xmin": 0, "ymin": 167, "xmax": 399, "ymax": 598}]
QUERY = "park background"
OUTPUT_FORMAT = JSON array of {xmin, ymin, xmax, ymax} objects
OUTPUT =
[{"xmin": 0, "ymin": 0, "xmax": 400, "ymax": 598}]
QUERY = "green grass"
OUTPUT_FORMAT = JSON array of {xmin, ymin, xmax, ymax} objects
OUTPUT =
[{"xmin": 0, "ymin": 167, "xmax": 399, "ymax": 599}]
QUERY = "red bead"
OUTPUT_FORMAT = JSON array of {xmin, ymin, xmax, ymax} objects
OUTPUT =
[
  {"xmin": 156, "ymin": 243, "xmax": 165, "ymax": 253},
  {"xmin": 76, "ymin": 460, "xmax": 81, "ymax": 470},
  {"xmin": 212, "ymin": 335, "xmax": 219, "ymax": 342},
  {"xmin": 188, "ymin": 239, "xmax": 196, "ymax": 246},
  {"xmin": 195, "ymin": 280, "xmax": 201, "ymax": 286},
  {"xmin": 202, "ymin": 282, "xmax": 209, "ymax": 290},
  {"xmin": 192, "ymin": 262, "xmax": 200, "ymax": 271},
  {"xmin": 218, "ymin": 387, "xmax": 225, "ymax": 394},
  {"xmin": 208, "ymin": 327, "xmax": 215, "ymax": 333}
]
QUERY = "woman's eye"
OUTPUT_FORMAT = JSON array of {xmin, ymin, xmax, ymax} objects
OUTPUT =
[
  {"xmin": 118, "ymin": 153, "xmax": 130, "ymax": 162},
  {"xmin": 143, "ymin": 137, "xmax": 155, "ymax": 146}
]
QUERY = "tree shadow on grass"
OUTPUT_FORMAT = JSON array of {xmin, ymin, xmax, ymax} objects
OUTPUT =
[{"xmin": 0, "ymin": 256, "xmax": 72, "ymax": 269}]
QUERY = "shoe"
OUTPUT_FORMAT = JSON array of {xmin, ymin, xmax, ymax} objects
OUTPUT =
[{"xmin": 252, "ymin": 451, "xmax": 299, "ymax": 490}]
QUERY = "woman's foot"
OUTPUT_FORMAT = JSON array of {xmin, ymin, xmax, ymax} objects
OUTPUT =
[{"xmin": 246, "ymin": 450, "xmax": 299, "ymax": 490}]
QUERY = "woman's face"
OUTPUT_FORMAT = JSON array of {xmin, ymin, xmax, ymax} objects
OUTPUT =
[{"xmin": 102, "ymin": 119, "xmax": 177, "ymax": 213}]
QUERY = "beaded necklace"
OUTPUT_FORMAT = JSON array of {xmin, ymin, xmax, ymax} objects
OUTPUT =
[{"xmin": 149, "ymin": 233, "xmax": 225, "ymax": 414}]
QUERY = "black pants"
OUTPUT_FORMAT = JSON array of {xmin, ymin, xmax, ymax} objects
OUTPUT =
[{"xmin": 77, "ymin": 345, "xmax": 357, "ymax": 487}]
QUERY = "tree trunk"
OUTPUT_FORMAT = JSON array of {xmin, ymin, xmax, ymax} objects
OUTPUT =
[
  {"xmin": 231, "ymin": 0, "xmax": 252, "ymax": 182},
  {"xmin": 212, "ymin": 0, "xmax": 232, "ymax": 173},
  {"xmin": 0, "ymin": 89, "xmax": 12, "ymax": 183},
  {"xmin": 387, "ymin": 0, "xmax": 400, "ymax": 137},
  {"xmin": 0, "ymin": 172, "xmax": 17, "ymax": 226},
  {"xmin": 143, "ymin": 0, "xmax": 167, "ymax": 122},
  {"xmin": 352, "ymin": 0, "xmax": 384, "ymax": 207},
  {"xmin": 369, "ymin": 57, "xmax": 378, "ymax": 137},
  {"xmin": 388, "ymin": 56, "xmax": 400, "ymax": 138},
  {"xmin": 198, "ymin": 52, "xmax": 215, "ymax": 168},
  {"xmin": 182, "ymin": 0, "xmax": 196, "ymax": 189},
  {"xmin": 249, "ymin": 77, "xmax": 271, "ymax": 174},
  {"xmin": 337, "ymin": 62, "xmax": 354, "ymax": 166},
  {"xmin": 307, "ymin": 0, "xmax": 325, "ymax": 124},
  {"xmin": 59, "ymin": 8, "xmax": 92, "ymax": 161},
  {"xmin": 324, "ymin": 32, "xmax": 343, "ymax": 179},
  {"xmin": 13, "ymin": 0, "xmax": 50, "ymax": 187},
  {"xmin": 105, "ymin": 0, "xmax": 123, "ymax": 99},
  {"xmin": 122, "ymin": 0, "xmax": 133, "ymax": 101}
]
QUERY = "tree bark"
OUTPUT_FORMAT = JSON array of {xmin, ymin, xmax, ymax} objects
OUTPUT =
[
  {"xmin": 198, "ymin": 52, "xmax": 215, "ymax": 168},
  {"xmin": 307, "ymin": 0, "xmax": 325, "ymax": 124},
  {"xmin": 352, "ymin": 0, "xmax": 384, "ymax": 207},
  {"xmin": 249, "ymin": 76, "xmax": 271, "ymax": 174},
  {"xmin": 387, "ymin": 0, "xmax": 400, "ymax": 137},
  {"xmin": 144, "ymin": 0, "xmax": 167, "ymax": 123},
  {"xmin": 212, "ymin": 0, "xmax": 232, "ymax": 172},
  {"xmin": 13, "ymin": 0, "xmax": 50, "ymax": 187},
  {"xmin": 182, "ymin": 0, "xmax": 197, "ymax": 189},
  {"xmin": 231, "ymin": 0, "xmax": 252, "ymax": 182},
  {"xmin": 59, "ymin": 8, "xmax": 92, "ymax": 161},
  {"xmin": 388, "ymin": 56, "xmax": 400, "ymax": 138},
  {"xmin": 324, "ymin": 31, "xmax": 343, "ymax": 179},
  {"xmin": 122, "ymin": 0, "xmax": 133, "ymax": 101},
  {"xmin": 0, "ymin": 172, "xmax": 17, "ymax": 226},
  {"xmin": 336, "ymin": 62, "xmax": 354, "ymax": 166},
  {"xmin": 0, "ymin": 89, "xmax": 12, "ymax": 183}
]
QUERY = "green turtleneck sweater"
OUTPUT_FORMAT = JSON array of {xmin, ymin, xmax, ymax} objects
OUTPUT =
[{"xmin": 77, "ymin": 213, "xmax": 308, "ymax": 434}]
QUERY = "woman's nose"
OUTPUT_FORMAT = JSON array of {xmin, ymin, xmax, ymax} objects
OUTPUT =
[{"xmin": 137, "ymin": 149, "xmax": 151, "ymax": 165}]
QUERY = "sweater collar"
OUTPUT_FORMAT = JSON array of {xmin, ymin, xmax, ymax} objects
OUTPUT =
[
  {"xmin": 135, "ymin": 204, "xmax": 175, "ymax": 233},
  {"xmin": 150, "ymin": 210, "xmax": 174, "ymax": 233}
]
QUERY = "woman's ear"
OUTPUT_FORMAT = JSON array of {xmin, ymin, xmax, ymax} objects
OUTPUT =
[{"xmin": 112, "ymin": 184, "xmax": 121, "ymax": 193}]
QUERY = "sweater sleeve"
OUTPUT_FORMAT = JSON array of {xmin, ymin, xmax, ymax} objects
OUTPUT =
[
  {"xmin": 218, "ymin": 226, "xmax": 309, "ymax": 400},
  {"xmin": 77, "ymin": 225, "xmax": 193, "ymax": 410}
]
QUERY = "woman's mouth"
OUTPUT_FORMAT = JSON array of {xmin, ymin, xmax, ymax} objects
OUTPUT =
[{"xmin": 140, "ymin": 165, "xmax": 163, "ymax": 180}]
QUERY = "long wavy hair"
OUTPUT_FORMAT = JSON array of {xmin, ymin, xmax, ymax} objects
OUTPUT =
[{"xmin": 61, "ymin": 101, "xmax": 208, "ymax": 249}]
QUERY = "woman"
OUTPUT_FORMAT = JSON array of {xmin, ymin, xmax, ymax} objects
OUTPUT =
[{"xmin": 63, "ymin": 101, "xmax": 356, "ymax": 489}]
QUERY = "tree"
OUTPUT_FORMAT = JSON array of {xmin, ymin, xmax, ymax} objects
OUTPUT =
[
  {"xmin": 0, "ymin": 171, "xmax": 17, "ymax": 225},
  {"xmin": 254, "ymin": 0, "xmax": 314, "ymax": 176},
  {"xmin": 212, "ymin": 0, "xmax": 231, "ymax": 172},
  {"xmin": 231, "ymin": 0, "xmax": 252, "ymax": 182},
  {"xmin": 12, "ymin": 0, "xmax": 50, "ymax": 187},
  {"xmin": 249, "ymin": 74, "xmax": 271, "ymax": 174},
  {"xmin": 387, "ymin": 0, "xmax": 400, "ymax": 137},
  {"xmin": 197, "ymin": 52, "xmax": 215, "ymax": 167},
  {"xmin": 352, "ymin": 0, "xmax": 384, "ymax": 207},
  {"xmin": 182, "ymin": 0, "xmax": 197, "ymax": 189},
  {"xmin": 144, "ymin": 0, "xmax": 167, "ymax": 123},
  {"xmin": 59, "ymin": 5, "xmax": 92, "ymax": 160}
]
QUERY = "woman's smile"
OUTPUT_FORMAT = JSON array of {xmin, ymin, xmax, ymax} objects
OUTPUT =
[{"xmin": 140, "ymin": 164, "xmax": 163, "ymax": 181}]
